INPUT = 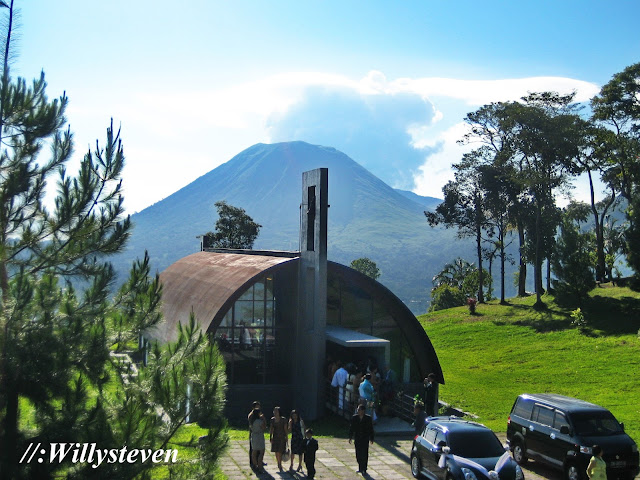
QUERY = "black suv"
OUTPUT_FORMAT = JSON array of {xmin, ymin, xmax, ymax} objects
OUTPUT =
[
  {"xmin": 411, "ymin": 416, "xmax": 524, "ymax": 480},
  {"xmin": 506, "ymin": 393, "xmax": 639, "ymax": 480}
]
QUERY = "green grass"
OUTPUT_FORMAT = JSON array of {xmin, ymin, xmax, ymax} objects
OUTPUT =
[{"xmin": 419, "ymin": 286, "xmax": 640, "ymax": 442}]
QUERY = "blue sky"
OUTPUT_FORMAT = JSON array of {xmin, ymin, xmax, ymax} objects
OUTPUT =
[{"xmin": 15, "ymin": 1, "xmax": 640, "ymax": 212}]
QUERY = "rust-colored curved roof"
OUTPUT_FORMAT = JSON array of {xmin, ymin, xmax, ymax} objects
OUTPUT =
[{"xmin": 149, "ymin": 251, "xmax": 297, "ymax": 342}]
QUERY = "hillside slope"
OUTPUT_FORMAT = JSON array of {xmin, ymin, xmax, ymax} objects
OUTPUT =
[{"xmin": 419, "ymin": 286, "xmax": 640, "ymax": 442}]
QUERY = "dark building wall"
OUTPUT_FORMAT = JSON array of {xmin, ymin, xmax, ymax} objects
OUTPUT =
[{"xmin": 225, "ymin": 385, "xmax": 294, "ymax": 425}]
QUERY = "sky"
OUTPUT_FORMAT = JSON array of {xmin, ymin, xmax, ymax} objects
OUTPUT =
[{"xmin": 13, "ymin": 1, "xmax": 640, "ymax": 213}]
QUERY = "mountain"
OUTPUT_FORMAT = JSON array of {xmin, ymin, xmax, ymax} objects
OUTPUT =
[
  {"xmin": 114, "ymin": 141, "xmax": 477, "ymax": 313},
  {"xmin": 394, "ymin": 189, "xmax": 441, "ymax": 211}
]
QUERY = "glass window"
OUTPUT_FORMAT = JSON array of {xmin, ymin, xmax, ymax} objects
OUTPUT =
[
  {"xmin": 214, "ymin": 274, "xmax": 290, "ymax": 385},
  {"xmin": 512, "ymin": 398, "xmax": 534, "ymax": 420},
  {"xmin": 425, "ymin": 427, "xmax": 438, "ymax": 444},
  {"xmin": 554, "ymin": 412, "xmax": 569, "ymax": 431},
  {"xmin": 533, "ymin": 405, "xmax": 555, "ymax": 426}
]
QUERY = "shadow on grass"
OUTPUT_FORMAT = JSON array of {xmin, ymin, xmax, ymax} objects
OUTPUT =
[{"xmin": 582, "ymin": 295, "xmax": 640, "ymax": 335}]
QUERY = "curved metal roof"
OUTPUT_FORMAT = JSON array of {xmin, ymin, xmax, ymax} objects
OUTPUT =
[
  {"xmin": 327, "ymin": 261, "xmax": 444, "ymax": 384},
  {"xmin": 149, "ymin": 251, "xmax": 297, "ymax": 342},
  {"xmin": 150, "ymin": 251, "xmax": 443, "ymax": 383}
]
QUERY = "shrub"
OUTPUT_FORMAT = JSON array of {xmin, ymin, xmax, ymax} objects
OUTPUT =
[{"xmin": 429, "ymin": 285, "xmax": 466, "ymax": 312}]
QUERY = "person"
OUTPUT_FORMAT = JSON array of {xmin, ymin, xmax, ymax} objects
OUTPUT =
[
  {"xmin": 248, "ymin": 401, "xmax": 264, "ymax": 467},
  {"xmin": 380, "ymin": 364, "xmax": 396, "ymax": 402},
  {"xmin": 412, "ymin": 403, "xmax": 428, "ymax": 435},
  {"xmin": 248, "ymin": 404, "xmax": 266, "ymax": 472},
  {"xmin": 288, "ymin": 409, "xmax": 305, "ymax": 471},
  {"xmin": 331, "ymin": 360, "xmax": 349, "ymax": 411},
  {"xmin": 358, "ymin": 373, "xmax": 376, "ymax": 421},
  {"xmin": 587, "ymin": 445, "xmax": 606, "ymax": 480},
  {"xmin": 303, "ymin": 428, "xmax": 319, "ymax": 479},
  {"xmin": 349, "ymin": 403, "xmax": 375, "ymax": 474},
  {"xmin": 424, "ymin": 373, "xmax": 438, "ymax": 417},
  {"xmin": 270, "ymin": 406, "xmax": 288, "ymax": 471}
]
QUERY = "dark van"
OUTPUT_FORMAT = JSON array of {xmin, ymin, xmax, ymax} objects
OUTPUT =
[{"xmin": 506, "ymin": 394, "xmax": 639, "ymax": 480}]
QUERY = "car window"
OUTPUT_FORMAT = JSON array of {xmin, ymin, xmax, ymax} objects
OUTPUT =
[
  {"xmin": 424, "ymin": 426, "xmax": 438, "ymax": 444},
  {"xmin": 570, "ymin": 411, "xmax": 624, "ymax": 436},
  {"xmin": 512, "ymin": 398, "xmax": 534, "ymax": 420},
  {"xmin": 434, "ymin": 430, "xmax": 447, "ymax": 448},
  {"xmin": 554, "ymin": 411, "xmax": 569, "ymax": 431},
  {"xmin": 532, "ymin": 405, "xmax": 554, "ymax": 426},
  {"xmin": 448, "ymin": 430, "xmax": 505, "ymax": 458}
]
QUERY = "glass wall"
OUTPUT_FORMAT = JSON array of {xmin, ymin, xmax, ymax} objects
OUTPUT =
[
  {"xmin": 327, "ymin": 273, "xmax": 421, "ymax": 382},
  {"xmin": 215, "ymin": 275, "xmax": 288, "ymax": 384}
]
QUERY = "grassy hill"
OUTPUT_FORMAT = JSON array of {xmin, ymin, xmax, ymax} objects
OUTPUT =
[{"xmin": 419, "ymin": 285, "xmax": 640, "ymax": 443}]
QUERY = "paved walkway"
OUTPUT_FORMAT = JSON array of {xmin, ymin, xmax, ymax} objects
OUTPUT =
[
  {"xmin": 219, "ymin": 430, "xmax": 559, "ymax": 480},
  {"xmin": 220, "ymin": 437, "xmax": 417, "ymax": 480}
]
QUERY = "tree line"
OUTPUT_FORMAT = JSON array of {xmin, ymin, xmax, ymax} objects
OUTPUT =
[{"xmin": 427, "ymin": 63, "xmax": 640, "ymax": 309}]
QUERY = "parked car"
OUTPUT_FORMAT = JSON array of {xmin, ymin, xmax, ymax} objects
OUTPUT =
[
  {"xmin": 411, "ymin": 416, "xmax": 524, "ymax": 480},
  {"xmin": 506, "ymin": 393, "xmax": 639, "ymax": 480}
]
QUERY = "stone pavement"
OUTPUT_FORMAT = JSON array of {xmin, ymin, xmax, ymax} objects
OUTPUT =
[
  {"xmin": 220, "ymin": 437, "xmax": 417, "ymax": 480},
  {"xmin": 220, "ymin": 434, "xmax": 557, "ymax": 480}
]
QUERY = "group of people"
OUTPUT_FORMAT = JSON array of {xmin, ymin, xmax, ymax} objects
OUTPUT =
[
  {"xmin": 247, "ymin": 399, "xmax": 378, "ymax": 477},
  {"xmin": 247, "ymin": 401, "xmax": 318, "ymax": 477},
  {"xmin": 329, "ymin": 357, "xmax": 397, "ymax": 421}
]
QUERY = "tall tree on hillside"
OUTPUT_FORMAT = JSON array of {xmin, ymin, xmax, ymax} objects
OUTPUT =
[
  {"xmin": 511, "ymin": 92, "xmax": 583, "ymax": 307},
  {"xmin": 478, "ymin": 164, "xmax": 516, "ymax": 303},
  {"xmin": 591, "ymin": 63, "xmax": 640, "ymax": 282},
  {"xmin": 0, "ymin": 4, "xmax": 228, "ymax": 477},
  {"xmin": 204, "ymin": 200, "xmax": 261, "ymax": 249},
  {"xmin": 426, "ymin": 151, "xmax": 491, "ymax": 302},
  {"xmin": 350, "ymin": 257, "xmax": 381, "ymax": 280},
  {"xmin": 460, "ymin": 101, "xmax": 531, "ymax": 297}
]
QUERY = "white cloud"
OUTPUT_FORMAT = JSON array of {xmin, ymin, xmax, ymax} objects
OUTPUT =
[
  {"xmin": 412, "ymin": 122, "xmax": 472, "ymax": 198},
  {"xmin": 60, "ymin": 70, "xmax": 601, "ymax": 213}
]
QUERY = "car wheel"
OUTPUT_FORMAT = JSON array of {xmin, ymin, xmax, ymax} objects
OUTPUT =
[
  {"xmin": 410, "ymin": 454, "xmax": 422, "ymax": 478},
  {"xmin": 511, "ymin": 439, "xmax": 527, "ymax": 465},
  {"xmin": 565, "ymin": 462, "xmax": 582, "ymax": 480}
]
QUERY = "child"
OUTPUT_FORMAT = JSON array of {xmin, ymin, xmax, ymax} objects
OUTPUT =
[{"xmin": 302, "ymin": 428, "xmax": 318, "ymax": 479}]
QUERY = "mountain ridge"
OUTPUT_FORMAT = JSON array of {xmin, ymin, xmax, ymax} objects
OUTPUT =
[{"xmin": 114, "ymin": 141, "xmax": 476, "ymax": 313}]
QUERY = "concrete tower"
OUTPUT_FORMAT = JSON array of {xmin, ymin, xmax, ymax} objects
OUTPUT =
[{"xmin": 296, "ymin": 168, "xmax": 328, "ymax": 419}]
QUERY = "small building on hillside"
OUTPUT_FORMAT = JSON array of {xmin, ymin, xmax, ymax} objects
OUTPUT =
[{"xmin": 147, "ymin": 168, "xmax": 443, "ymax": 421}]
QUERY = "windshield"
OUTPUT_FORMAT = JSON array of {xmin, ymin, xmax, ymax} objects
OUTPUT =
[
  {"xmin": 448, "ymin": 430, "xmax": 505, "ymax": 458},
  {"xmin": 571, "ymin": 411, "xmax": 623, "ymax": 436}
]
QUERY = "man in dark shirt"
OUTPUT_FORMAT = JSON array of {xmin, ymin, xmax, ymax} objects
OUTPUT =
[
  {"xmin": 423, "ymin": 373, "xmax": 438, "ymax": 416},
  {"xmin": 349, "ymin": 403, "xmax": 375, "ymax": 474}
]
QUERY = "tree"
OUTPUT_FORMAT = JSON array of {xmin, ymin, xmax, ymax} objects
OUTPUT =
[
  {"xmin": 426, "ymin": 151, "xmax": 491, "ymax": 303},
  {"xmin": 551, "ymin": 217, "xmax": 595, "ymax": 304},
  {"xmin": 204, "ymin": 200, "xmax": 261, "ymax": 249},
  {"xmin": 431, "ymin": 257, "xmax": 475, "ymax": 290},
  {"xmin": 0, "ymin": 4, "xmax": 227, "ymax": 476},
  {"xmin": 350, "ymin": 257, "xmax": 381, "ymax": 280},
  {"xmin": 429, "ymin": 284, "xmax": 466, "ymax": 312},
  {"xmin": 511, "ymin": 92, "xmax": 583, "ymax": 307},
  {"xmin": 460, "ymin": 101, "xmax": 530, "ymax": 297},
  {"xmin": 591, "ymin": 63, "xmax": 640, "ymax": 282}
]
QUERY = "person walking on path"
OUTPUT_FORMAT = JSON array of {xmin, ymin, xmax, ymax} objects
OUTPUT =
[
  {"xmin": 303, "ymin": 428, "xmax": 319, "ymax": 479},
  {"xmin": 349, "ymin": 403, "xmax": 375, "ymax": 474},
  {"xmin": 587, "ymin": 445, "xmax": 607, "ymax": 480},
  {"xmin": 288, "ymin": 409, "xmax": 305, "ymax": 471},
  {"xmin": 270, "ymin": 406, "xmax": 288, "ymax": 471},
  {"xmin": 248, "ymin": 404, "xmax": 266, "ymax": 472}
]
